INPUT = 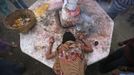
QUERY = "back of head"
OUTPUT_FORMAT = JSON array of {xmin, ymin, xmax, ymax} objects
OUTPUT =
[{"xmin": 62, "ymin": 32, "xmax": 76, "ymax": 44}]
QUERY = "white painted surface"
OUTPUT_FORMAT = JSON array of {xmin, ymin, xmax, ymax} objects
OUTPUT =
[{"xmin": 20, "ymin": 0, "xmax": 114, "ymax": 68}]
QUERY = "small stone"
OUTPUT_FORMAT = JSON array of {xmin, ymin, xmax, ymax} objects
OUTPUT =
[{"xmin": 94, "ymin": 41, "xmax": 99, "ymax": 46}]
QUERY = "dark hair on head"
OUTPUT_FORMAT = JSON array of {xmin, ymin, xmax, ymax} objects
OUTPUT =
[{"xmin": 62, "ymin": 32, "xmax": 76, "ymax": 44}]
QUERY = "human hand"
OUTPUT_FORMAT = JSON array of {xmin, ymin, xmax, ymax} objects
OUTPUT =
[
  {"xmin": 77, "ymin": 32, "xmax": 86, "ymax": 40},
  {"xmin": 81, "ymin": 42, "xmax": 93, "ymax": 53}
]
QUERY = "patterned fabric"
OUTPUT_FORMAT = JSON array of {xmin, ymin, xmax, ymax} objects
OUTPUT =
[
  {"xmin": 53, "ymin": 41, "xmax": 85, "ymax": 75},
  {"xmin": 107, "ymin": 0, "xmax": 134, "ymax": 19}
]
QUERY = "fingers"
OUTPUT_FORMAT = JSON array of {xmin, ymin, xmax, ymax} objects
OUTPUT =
[{"xmin": 77, "ymin": 32, "xmax": 87, "ymax": 40}]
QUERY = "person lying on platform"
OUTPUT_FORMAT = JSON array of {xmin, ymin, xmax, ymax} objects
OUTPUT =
[{"xmin": 45, "ymin": 32, "xmax": 93, "ymax": 75}]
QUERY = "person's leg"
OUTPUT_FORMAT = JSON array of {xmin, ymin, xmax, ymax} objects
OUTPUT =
[
  {"xmin": 0, "ymin": 59, "xmax": 25, "ymax": 75},
  {"xmin": 99, "ymin": 48, "xmax": 125, "ymax": 73},
  {"xmin": 129, "ymin": 0, "xmax": 134, "ymax": 5},
  {"xmin": 17, "ymin": 0, "xmax": 28, "ymax": 9},
  {"xmin": 101, "ymin": 48, "xmax": 124, "ymax": 64},
  {"xmin": 101, "ymin": 56, "xmax": 128, "ymax": 73}
]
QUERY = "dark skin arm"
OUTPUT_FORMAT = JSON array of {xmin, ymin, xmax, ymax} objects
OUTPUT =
[
  {"xmin": 81, "ymin": 39, "xmax": 93, "ymax": 53},
  {"xmin": 118, "ymin": 38, "xmax": 134, "ymax": 46},
  {"xmin": 77, "ymin": 32, "xmax": 93, "ymax": 53},
  {"xmin": 45, "ymin": 37, "xmax": 56, "ymax": 59}
]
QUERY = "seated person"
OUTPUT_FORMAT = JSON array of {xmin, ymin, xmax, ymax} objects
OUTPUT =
[{"xmin": 99, "ymin": 37, "xmax": 134, "ymax": 74}]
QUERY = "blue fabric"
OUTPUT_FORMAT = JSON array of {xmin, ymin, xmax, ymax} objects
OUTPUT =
[
  {"xmin": 0, "ymin": 0, "xmax": 10, "ymax": 16},
  {"xmin": 107, "ymin": 0, "xmax": 134, "ymax": 19},
  {"xmin": 17, "ymin": 0, "xmax": 28, "ymax": 8},
  {"xmin": 12, "ymin": 0, "xmax": 28, "ymax": 9},
  {"xmin": 120, "ymin": 72, "xmax": 134, "ymax": 75},
  {"xmin": 13, "ymin": 1, "xmax": 22, "ymax": 9},
  {"xmin": 0, "ymin": 59, "xmax": 24, "ymax": 75},
  {"xmin": 0, "ymin": 39, "xmax": 11, "ymax": 52}
]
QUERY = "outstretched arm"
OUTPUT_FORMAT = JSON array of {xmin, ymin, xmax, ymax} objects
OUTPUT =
[
  {"xmin": 81, "ymin": 39, "xmax": 93, "ymax": 53},
  {"xmin": 45, "ymin": 37, "xmax": 56, "ymax": 59},
  {"xmin": 77, "ymin": 32, "xmax": 93, "ymax": 53}
]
